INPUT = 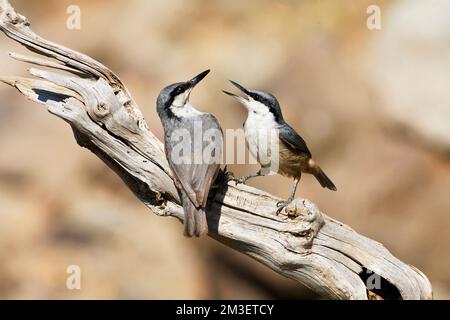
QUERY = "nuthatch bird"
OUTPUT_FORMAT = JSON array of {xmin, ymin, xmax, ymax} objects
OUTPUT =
[
  {"xmin": 157, "ymin": 70, "xmax": 223, "ymax": 236},
  {"xmin": 223, "ymin": 81, "xmax": 336, "ymax": 214}
]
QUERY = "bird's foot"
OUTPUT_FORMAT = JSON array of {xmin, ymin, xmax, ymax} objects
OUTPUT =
[
  {"xmin": 234, "ymin": 177, "xmax": 249, "ymax": 185},
  {"xmin": 214, "ymin": 166, "xmax": 234, "ymax": 187},
  {"xmin": 276, "ymin": 199, "xmax": 293, "ymax": 215},
  {"xmin": 227, "ymin": 174, "xmax": 248, "ymax": 185},
  {"xmin": 216, "ymin": 167, "xmax": 250, "ymax": 185}
]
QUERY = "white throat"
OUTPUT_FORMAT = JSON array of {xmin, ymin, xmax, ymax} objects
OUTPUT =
[
  {"xmin": 242, "ymin": 99, "xmax": 275, "ymax": 128},
  {"xmin": 244, "ymin": 110, "xmax": 277, "ymax": 131},
  {"xmin": 170, "ymin": 101, "xmax": 204, "ymax": 118}
]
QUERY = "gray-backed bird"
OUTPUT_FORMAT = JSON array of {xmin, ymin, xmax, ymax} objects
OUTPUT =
[
  {"xmin": 157, "ymin": 70, "xmax": 223, "ymax": 236},
  {"xmin": 223, "ymin": 81, "xmax": 336, "ymax": 214}
]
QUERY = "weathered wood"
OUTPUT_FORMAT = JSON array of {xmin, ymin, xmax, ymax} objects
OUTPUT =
[{"xmin": 0, "ymin": 0, "xmax": 433, "ymax": 299}]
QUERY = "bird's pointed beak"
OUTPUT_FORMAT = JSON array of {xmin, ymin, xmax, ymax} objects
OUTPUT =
[
  {"xmin": 188, "ymin": 69, "xmax": 210, "ymax": 88},
  {"xmin": 229, "ymin": 80, "xmax": 250, "ymax": 96},
  {"xmin": 222, "ymin": 80, "xmax": 250, "ymax": 104},
  {"xmin": 222, "ymin": 90, "xmax": 241, "ymax": 99}
]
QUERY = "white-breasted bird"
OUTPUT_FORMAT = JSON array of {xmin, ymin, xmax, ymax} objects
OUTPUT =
[{"xmin": 223, "ymin": 80, "xmax": 336, "ymax": 213}]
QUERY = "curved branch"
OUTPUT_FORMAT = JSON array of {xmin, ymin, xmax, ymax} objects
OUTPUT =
[{"xmin": 0, "ymin": 0, "xmax": 432, "ymax": 300}]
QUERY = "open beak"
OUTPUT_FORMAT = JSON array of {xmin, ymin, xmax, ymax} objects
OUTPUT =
[
  {"xmin": 222, "ymin": 80, "xmax": 251, "ymax": 104},
  {"xmin": 188, "ymin": 69, "xmax": 210, "ymax": 88}
]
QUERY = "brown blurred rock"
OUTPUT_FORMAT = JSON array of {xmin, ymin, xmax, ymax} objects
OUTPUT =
[{"xmin": 371, "ymin": 0, "xmax": 450, "ymax": 154}]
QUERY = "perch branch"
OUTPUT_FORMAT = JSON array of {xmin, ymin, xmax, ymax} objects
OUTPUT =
[{"xmin": 0, "ymin": 0, "xmax": 432, "ymax": 300}]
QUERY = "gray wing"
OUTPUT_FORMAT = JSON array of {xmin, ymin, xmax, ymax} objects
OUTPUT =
[
  {"xmin": 165, "ymin": 113, "xmax": 222, "ymax": 208},
  {"xmin": 278, "ymin": 123, "xmax": 312, "ymax": 157}
]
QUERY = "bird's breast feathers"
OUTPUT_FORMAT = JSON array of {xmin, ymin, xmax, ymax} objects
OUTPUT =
[{"xmin": 244, "ymin": 112, "xmax": 279, "ymax": 164}]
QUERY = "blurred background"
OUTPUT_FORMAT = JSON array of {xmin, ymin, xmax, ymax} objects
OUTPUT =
[{"xmin": 0, "ymin": 0, "xmax": 449, "ymax": 299}]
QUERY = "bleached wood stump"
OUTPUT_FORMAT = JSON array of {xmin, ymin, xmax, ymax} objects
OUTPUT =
[{"xmin": 0, "ymin": 0, "xmax": 432, "ymax": 299}]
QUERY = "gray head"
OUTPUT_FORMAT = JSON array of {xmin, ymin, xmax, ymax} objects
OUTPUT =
[
  {"xmin": 157, "ymin": 69, "xmax": 210, "ymax": 118},
  {"xmin": 223, "ymin": 80, "xmax": 284, "ymax": 122}
]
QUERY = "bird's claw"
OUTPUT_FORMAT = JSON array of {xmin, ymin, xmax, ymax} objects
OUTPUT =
[
  {"xmin": 276, "ymin": 199, "xmax": 292, "ymax": 215},
  {"xmin": 223, "ymin": 171, "xmax": 235, "ymax": 182},
  {"xmin": 215, "ymin": 166, "xmax": 236, "ymax": 187},
  {"xmin": 235, "ymin": 177, "xmax": 248, "ymax": 185},
  {"xmin": 227, "ymin": 175, "xmax": 247, "ymax": 185},
  {"xmin": 218, "ymin": 167, "xmax": 247, "ymax": 185}
]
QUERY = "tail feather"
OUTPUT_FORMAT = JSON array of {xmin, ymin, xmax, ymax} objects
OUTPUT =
[
  {"xmin": 314, "ymin": 167, "xmax": 337, "ymax": 191},
  {"xmin": 180, "ymin": 192, "xmax": 208, "ymax": 237}
]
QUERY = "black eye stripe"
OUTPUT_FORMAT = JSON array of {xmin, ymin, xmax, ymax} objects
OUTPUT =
[
  {"xmin": 248, "ymin": 91, "xmax": 283, "ymax": 122},
  {"xmin": 249, "ymin": 93, "xmax": 272, "ymax": 110},
  {"xmin": 249, "ymin": 93, "xmax": 265, "ymax": 104},
  {"xmin": 171, "ymin": 85, "xmax": 186, "ymax": 98}
]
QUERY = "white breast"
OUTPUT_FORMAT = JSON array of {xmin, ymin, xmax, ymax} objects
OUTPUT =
[{"xmin": 244, "ymin": 112, "xmax": 279, "ymax": 167}]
